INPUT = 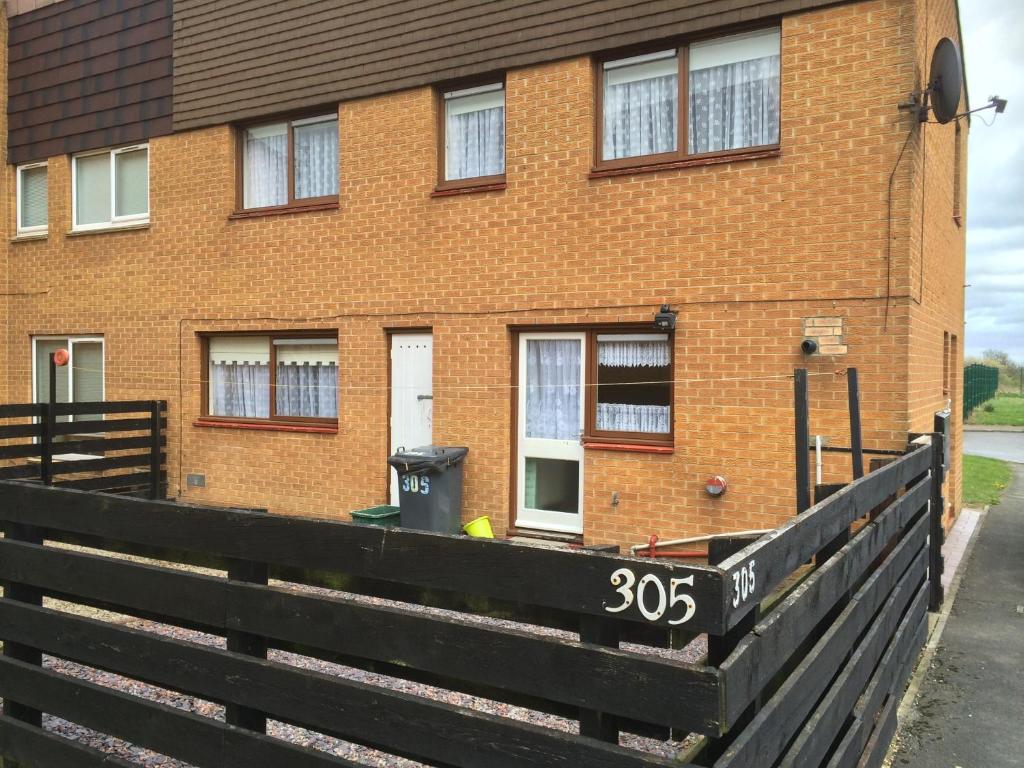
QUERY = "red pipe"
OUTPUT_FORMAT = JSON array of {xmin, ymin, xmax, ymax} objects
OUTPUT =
[{"xmin": 635, "ymin": 534, "xmax": 707, "ymax": 559}]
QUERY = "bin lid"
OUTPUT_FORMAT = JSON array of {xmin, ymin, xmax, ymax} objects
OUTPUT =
[{"xmin": 387, "ymin": 445, "xmax": 469, "ymax": 472}]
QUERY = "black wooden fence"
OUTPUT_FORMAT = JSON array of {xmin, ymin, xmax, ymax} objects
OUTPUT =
[
  {"xmin": 0, "ymin": 400, "xmax": 166, "ymax": 498},
  {"xmin": 0, "ymin": 431, "xmax": 944, "ymax": 768}
]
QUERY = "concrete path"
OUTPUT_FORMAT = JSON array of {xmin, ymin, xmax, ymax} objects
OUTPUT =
[
  {"xmin": 890, "ymin": 464, "xmax": 1024, "ymax": 767},
  {"xmin": 963, "ymin": 429, "xmax": 1024, "ymax": 463}
]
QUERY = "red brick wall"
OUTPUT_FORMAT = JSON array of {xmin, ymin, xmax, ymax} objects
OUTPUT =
[
  {"xmin": 1, "ymin": 0, "xmax": 965, "ymax": 548},
  {"xmin": 906, "ymin": 0, "xmax": 968, "ymax": 525}
]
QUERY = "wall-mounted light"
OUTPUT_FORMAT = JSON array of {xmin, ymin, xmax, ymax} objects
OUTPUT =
[
  {"xmin": 705, "ymin": 475, "xmax": 728, "ymax": 497},
  {"xmin": 654, "ymin": 304, "xmax": 677, "ymax": 331}
]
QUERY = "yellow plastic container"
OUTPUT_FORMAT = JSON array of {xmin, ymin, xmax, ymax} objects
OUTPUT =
[{"xmin": 463, "ymin": 515, "xmax": 494, "ymax": 538}]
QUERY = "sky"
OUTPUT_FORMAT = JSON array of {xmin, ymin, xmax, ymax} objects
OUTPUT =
[{"xmin": 959, "ymin": 0, "xmax": 1024, "ymax": 360}]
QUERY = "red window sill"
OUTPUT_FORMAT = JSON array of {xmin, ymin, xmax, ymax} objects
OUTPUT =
[
  {"xmin": 194, "ymin": 419, "xmax": 338, "ymax": 434},
  {"xmin": 430, "ymin": 182, "xmax": 507, "ymax": 197},
  {"xmin": 583, "ymin": 441, "xmax": 673, "ymax": 454},
  {"xmin": 589, "ymin": 147, "xmax": 781, "ymax": 179},
  {"xmin": 229, "ymin": 201, "xmax": 339, "ymax": 220}
]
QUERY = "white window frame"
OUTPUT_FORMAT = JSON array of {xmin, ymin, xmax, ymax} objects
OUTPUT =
[
  {"xmin": 71, "ymin": 144, "xmax": 150, "ymax": 231},
  {"xmin": 31, "ymin": 335, "xmax": 106, "ymax": 407},
  {"xmin": 16, "ymin": 161, "xmax": 48, "ymax": 236},
  {"xmin": 31, "ymin": 336, "xmax": 106, "ymax": 455}
]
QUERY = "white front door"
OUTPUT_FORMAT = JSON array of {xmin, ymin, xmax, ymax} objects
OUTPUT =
[
  {"xmin": 390, "ymin": 333, "xmax": 433, "ymax": 505},
  {"xmin": 516, "ymin": 332, "xmax": 585, "ymax": 534}
]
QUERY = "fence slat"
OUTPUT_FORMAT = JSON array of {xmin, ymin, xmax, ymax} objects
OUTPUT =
[
  {"xmin": 777, "ymin": 583, "xmax": 928, "ymax": 768},
  {"xmin": 0, "ymin": 715, "xmax": 136, "ymax": 768},
  {"xmin": 0, "ymin": 538, "xmax": 721, "ymax": 733},
  {"xmin": 718, "ymin": 444, "xmax": 931, "ymax": 628},
  {"xmin": 49, "ymin": 452, "xmax": 161, "ymax": 476},
  {"xmin": 0, "ymin": 656, "xmax": 360, "ymax": 768},
  {"xmin": 0, "ymin": 424, "xmax": 41, "ymax": 440},
  {"xmin": 720, "ymin": 476, "xmax": 930, "ymax": 724},
  {"xmin": 0, "ymin": 523, "xmax": 44, "ymax": 730},
  {"xmin": 824, "ymin": 594, "xmax": 928, "ymax": 768},
  {"xmin": 0, "ymin": 480, "xmax": 727, "ymax": 633},
  {"xmin": 714, "ymin": 520, "xmax": 928, "ymax": 768},
  {"xmin": 55, "ymin": 471, "xmax": 156, "ymax": 491},
  {"xmin": 0, "ymin": 602, "xmax": 688, "ymax": 768},
  {"xmin": 50, "ymin": 417, "xmax": 166, "ymax": 436},
  {"xmin": 50, "ymin": 400, "xmax": 167, "ymax": 417}
]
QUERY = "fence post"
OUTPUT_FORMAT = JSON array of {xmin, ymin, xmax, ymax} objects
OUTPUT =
[
  {"xmin": 928, "ymin": 431, "xmax": 945, "ymax": 612},
  {"xmin": 794, "ymin": 368, "xmax": 811, "ymax": 514},
  {"xmin": 847, "ymin": 368, "xmax": 864, "ymax": 480},
  {"xmin": 149, "ymin": 401, "xmax": 162, "ymax": 500},
  {"xmin": 578, "ymin": 615, "xmax": 621, "ymax": 743},
  {"xmin": 1, "ymin": 522, "xmax": 44, "ymax": 743},
  {"xmin": 700, "ymin": 536, "xmax": 761, "ymax": 765},
  {"xmin": 225, "ymin": 559, "xmax": 269, "ymax": 732},
  {"xmin": 38, "ymin": 402, "xmax": 53, "ymax": 487}
]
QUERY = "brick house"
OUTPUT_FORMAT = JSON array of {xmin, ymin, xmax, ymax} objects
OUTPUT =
[{"xmin": 1, "ymin": 0, "xmax": 967, "ymax": 549}]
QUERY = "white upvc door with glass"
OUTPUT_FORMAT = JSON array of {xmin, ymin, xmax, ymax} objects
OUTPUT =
[{"xmin": 516, "ymin": 332, "xmax": 585, "ymax": 534}]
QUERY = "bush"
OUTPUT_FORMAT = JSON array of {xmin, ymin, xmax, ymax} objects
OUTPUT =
[{"xmin": 984, "ymin": 403, "xmax": 995, "ymax": 412}]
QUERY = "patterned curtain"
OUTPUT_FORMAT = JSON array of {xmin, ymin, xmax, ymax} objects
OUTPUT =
[
  {"xmin": 447, "ymin": 104, "xmax": 505, "ymax": 180},
  {"xmin": 603, "ymin": 70, "xmax": 678, "ymax": 160},
  {"xmin": 596, "ymin": 403, "xmax": 671, "ymax": 433},
  {"xmin": 210, "ymin": 363, "xmax": 270, "ymax": 418},
  {"xmin": 294, "ymin": 120, "xmax": 339, "ymax": 199},
  {"xmin": 525, "ymin": 339, "xmax": 581, "ymax": 440},
  {"xmin": 244, "ymin": 127, "xmax": 287, "ymax": 208},
  {"xmin": 688, "ymin": 54, "xmax": 781, "ymax": 154},
  {"xmin": 276, "ymin": 363, "xmax": 338, "ymax": 418}
]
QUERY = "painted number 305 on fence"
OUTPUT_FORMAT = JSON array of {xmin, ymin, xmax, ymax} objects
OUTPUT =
[
  {"xmin": 401, "ymin": 475, "xmax": 430, "ymax": 495},
  {"xmin": 604, "ymin": 569, "xmax": 696, "ymax": 625}
]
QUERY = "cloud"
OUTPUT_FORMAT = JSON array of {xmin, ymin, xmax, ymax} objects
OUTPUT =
[{"xmin": 961, "ymin": 0, "xmax": 1024, "ymax": 359}]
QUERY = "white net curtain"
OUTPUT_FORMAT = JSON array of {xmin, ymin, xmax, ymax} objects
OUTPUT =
[
  {"xmin": 276, "ymin": 363, "xmax": 338, "ymax": 418},
  {"xmin": 243, "ymin": 116, "xmax": 338, "ymax": 208},
  {"xmin": 602, "ymin": 53, "xmax": 678, "ymax": 161},
  {"xmin": 688, "ymin": 29, "xmax": 781, "ymax": 154},
  {"xmin": 524, "ymin": 339, "xmax": 581, "ymax": 440},
  {"xmin": 210, "ymin": 362, "xmax": 271, "ymax": 418},
  {"xmin": 208, "ymin": 337, "xmax": 338, "ymax": 419},
  {"xmin": 445, "ymin": 85, "xmax": 505, "ymax": 180}
]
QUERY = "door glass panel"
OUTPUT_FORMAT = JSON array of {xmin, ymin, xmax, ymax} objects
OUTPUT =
[
  {"xmin": 524, "ymin": 458, "xmax": 579, "ymax": 513},
  {"xmin": 524, "ymin": 339, "xmax": 581, "ymax": 440},
  {"xmin": 72, "ymin": 341, "xmax": 104, "ymax": 422},
  {"xmin": 34, "ymin": 339, "xmax": 70, "ymax": 406}
]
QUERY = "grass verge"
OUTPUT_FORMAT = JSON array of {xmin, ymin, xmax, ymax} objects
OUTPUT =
[
  {"xmin": 962, "ymin": 454, "xmax": 1012, "ymax": 506},
  {"xmin": 970, "ymin": 393, "xmax": 1024, "ymax": 426}
]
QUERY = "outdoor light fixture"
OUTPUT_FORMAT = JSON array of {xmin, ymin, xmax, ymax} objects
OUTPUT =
[
  {"xmin": 654, "ymin": 304, "xmax": 677, "ymax": 331},
  {"xmin": 705, "ymin": 475, "xmax": 728, "ymax": 497}
]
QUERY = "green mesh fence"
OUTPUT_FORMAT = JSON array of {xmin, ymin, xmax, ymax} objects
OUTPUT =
[{"xmin": 963, "ymin": 363, "xmax": 999, "ymax": 419}]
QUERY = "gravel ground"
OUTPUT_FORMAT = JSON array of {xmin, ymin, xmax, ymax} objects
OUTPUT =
[{"xmin": 2, "ymin": 543, "xmax": 706, "ymax": 766}]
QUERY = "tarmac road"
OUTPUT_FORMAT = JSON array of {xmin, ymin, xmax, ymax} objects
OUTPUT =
[
  {"xmin": 889, "ymin": 463, "xmax": 1024, "ymax": 767},
  {"xmin": 962, "ymin": 429, "xmax": 1024, "ymax": 463}
]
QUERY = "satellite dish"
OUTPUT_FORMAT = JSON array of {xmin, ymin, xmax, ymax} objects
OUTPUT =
[{"xmin": 927, "ymin": 38, "xmax": 963, "ymax": 124}]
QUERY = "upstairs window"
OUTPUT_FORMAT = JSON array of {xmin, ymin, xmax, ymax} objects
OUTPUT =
[
  {"xmin": 241, "ymin": 115, "xmax": 339, "ymax": 211},
  {"xmin": 597, "ymin": 27, "xmax": 780, "ymax": 168},
  {"xmin": 441, "ymin": 83, "xmax": 505, "ymax": 186},
  {"xmin": 602, "ymin": 51, "xmax": 679, "ymax": 161},
  {"xmin": 73, "ymin": 146, "xmax": 149, "ymax": 230},
  {"xmin": 17, "ymin": 162, "xmax": 48, "ymax": 235},
  {"xmin": 205, "ymin": 335, "xmax": 338, "ymax": 425}
]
